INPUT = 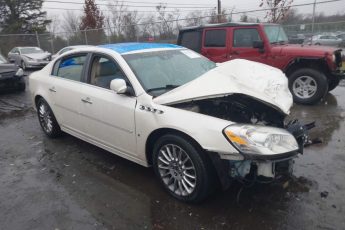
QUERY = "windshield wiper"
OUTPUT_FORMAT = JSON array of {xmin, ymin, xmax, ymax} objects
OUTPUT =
[{"xmin": 147, "ymin": 84, "xmax": 180, "ymax": 93}]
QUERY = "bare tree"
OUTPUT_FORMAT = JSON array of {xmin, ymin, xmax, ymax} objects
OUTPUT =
[
  {"xmin": 140, "ymin": 14, "xmax": 157, "ymax": 40},
  {"xmin": 62, "ymin": 11, "xmax": 80, "ymax": 34},
  {"xmin": 156, "ymin": 4, "xmax": 180, "ymax": 40},
  {"xmin": 206, "ymin": 9, "xmax": 228, "ymax": 24},
  {"xmin": 240, "ymin": 14, "xmax": 248, "ymax": 22},
  {"xmin": 123, "ymin": 11, "xmax": 141, "ymax": 41},
  {"xmin": 47, "ymin": 14, "xmax": 60, "ymax": 34},
  {"xmin": 185, "ymin": 11, "xmax": 205, "ymax": 27},
  {"xmin": 260, "ymin": 0, "xmax": 294, "ymax": 23},
  {"xmin": 62, "ymin": 11, "xmax": 82, "ymax": 45},
  {"xmin": 108, "ymin": 0, "xmax": 127, "ymax": 39}
]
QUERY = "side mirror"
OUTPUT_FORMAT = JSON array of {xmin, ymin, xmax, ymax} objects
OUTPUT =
[
  {"xmin": 110, "ymin": 79, "xmax": 127, "ymax": 94},
  {"xmin": 253, "ymin": 40, "xmax": 264, "ymax": 49}
]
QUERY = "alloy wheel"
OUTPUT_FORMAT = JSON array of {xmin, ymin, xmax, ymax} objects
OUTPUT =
[
  {"xmin": 292, "ymin": 76, "xmax": 318, "ymax": 99},
  {"xmin": 38, "ymin": 103, "xmax": 53, "ymax": 133},
  {"xmin": 157, "ymin": 144, "xmax": 197, "ymax": 196}
]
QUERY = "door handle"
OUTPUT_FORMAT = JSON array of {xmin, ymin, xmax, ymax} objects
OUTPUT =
[
  {"xmin": 81, "ymin": 97, "xmax": 92, "ymax": 104},
  {"xmin": 231, "ymin": 51, "xmax": 239, "ymax": 55},
  {"xmin": 49, "ymin": 87, "xmax": 56, "ymax": 92}
]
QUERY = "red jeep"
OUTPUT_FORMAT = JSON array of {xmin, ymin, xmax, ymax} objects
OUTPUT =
[{"xmin": 177, "ymin": 22, "xmax": 344, "ymax": 105}]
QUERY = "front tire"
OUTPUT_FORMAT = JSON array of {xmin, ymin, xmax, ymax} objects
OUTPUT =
[
  {"xmin": 288, "ymin": 68, "xmax": 328, "ymax": 105},
  {"xmin": 152, "ymin": 134, "xmax": 215, "ymax": 203},
  {"xmin": 37, "ymin": 98, "xmax": 62, "ymax": 138}
]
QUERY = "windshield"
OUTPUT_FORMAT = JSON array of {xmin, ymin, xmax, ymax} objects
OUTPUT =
[
  {"xmin": 0, "ymin": 54, "xmax": 7, "ymax": 64},
  {"xmin": 20, "ymin": 47, "xmax": 44, "ymax": 54},
  {"xmin": 123, "ymin": 49, "xmax": 216, "ymax": 96},
  {"xmin": 264, "ymin": 25, "xmax": 288, "ymax": 44}
]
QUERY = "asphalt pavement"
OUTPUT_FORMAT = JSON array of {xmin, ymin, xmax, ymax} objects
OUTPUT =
[{"xmin": 0, "ymin": 74, "xmax": 344, "ymax": 230}]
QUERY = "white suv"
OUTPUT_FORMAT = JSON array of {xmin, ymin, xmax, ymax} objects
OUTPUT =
[{"xmin": 29, "ymin": 43, "xmax": 308, "ymax": 202}]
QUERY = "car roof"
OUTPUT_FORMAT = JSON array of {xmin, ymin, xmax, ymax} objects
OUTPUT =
[
  {"xmin": 66, "ymin": 45, "xmax": 93, "ymax": 48},
  {"xmin": 179, "ymin": 22, "xmax": 278, "ymax": 32},
  {"xmin": 98, "ymin": 43, "xmax": 182, "ymax": 54}
]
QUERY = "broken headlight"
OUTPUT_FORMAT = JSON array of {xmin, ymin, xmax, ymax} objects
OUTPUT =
[
  {"xmin": 223, "ymin": 124, "xmax": 299, "ymax": 155},
  {"xmin": 15, "ymin": 68, "xmax": 24, "ymax": 77}
]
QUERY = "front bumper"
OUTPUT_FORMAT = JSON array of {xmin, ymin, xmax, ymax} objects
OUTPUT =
[
  {"xmin": 210, "ymin": 120, "xmax": 314, "ymax": 189},
  {"xmin": 332, "ymin": 71, "xmax": 345, "ymax": 80},
  {"xmin": 242, "ymin": 151, "xmax": 298, "ymax": 161},
  {"xmin": 0, "ymin": 75, "xmax": 25, "ymax": 91},
  {"xmin": 26, "ymin": 60, "xmax": 49, "ymax": 68}
]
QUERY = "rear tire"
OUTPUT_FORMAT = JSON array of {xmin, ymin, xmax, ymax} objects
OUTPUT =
[
  {"xmin": 288, "ymin": 68, "xmax": 328, "ymax": 105},
  {"xmin": 328, "ymin": 77, "xmax": 340, "ymax": 92},
  {"xmin": 152, "ymin": 134, "xmax": 215, "ymax": 203},
  {"xmin": 36, "ymin": 98, "xmax": 62, "ymax": 138}
]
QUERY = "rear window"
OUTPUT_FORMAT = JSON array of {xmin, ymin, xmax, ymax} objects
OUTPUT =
[
  {"xmin": 204, "ymin": 29, "xmax": 226, "ymax": 47},
  {"xmin": 179, "ymin": 31, "xmax": 202, "ymax": 52}
]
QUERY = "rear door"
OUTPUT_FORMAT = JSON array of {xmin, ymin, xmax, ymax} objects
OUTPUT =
[
  {"xmin": 50, "ymin": 53, "xmax": 89, "ymax": 134},
  {"xmin": 201, "ymin": 28, "xmax": 229, "ymax": 63},
  {"xmin": 229, "ymin": 27, "xmax": 267, "ymax": 63}
]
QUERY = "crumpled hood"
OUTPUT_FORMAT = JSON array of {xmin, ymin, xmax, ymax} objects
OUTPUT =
[
  {"xmin": 23, "ymin": 53, "xmax": 50, "ymax": 60},
  {"xmin": 153, "ymin": 59, "xmax": 293, "ymax": 114}
]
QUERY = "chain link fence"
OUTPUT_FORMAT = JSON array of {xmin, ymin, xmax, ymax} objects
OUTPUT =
[
  {"xmin": 0, "ymin": 20, "xmax": 180, "ymax": 55},
  {"xmin": 1, "ymin": 20, "xmax": 345, "ymax": 56}
]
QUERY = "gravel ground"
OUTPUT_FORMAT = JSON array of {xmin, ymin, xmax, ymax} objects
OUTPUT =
[{"xmin": 0, "ymin": 76, "xmax": 345, "ymax": 230}]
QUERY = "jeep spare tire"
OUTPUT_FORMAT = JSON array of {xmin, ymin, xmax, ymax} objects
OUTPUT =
[{"xmin": 288, "ymin": 68, "xmax": 328, "ymax": 105}]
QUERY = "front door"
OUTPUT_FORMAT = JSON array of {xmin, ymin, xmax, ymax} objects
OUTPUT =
[
  {"xmin": 229, "ymin": 27, "xmax": 268, "ymax": 64},
  {"xmin": 80, "ymin": 54, "xmax": 137, "ymax": 157},
  {"xmin": 201, "ymin": 28, "xmax": 229, "ymax": 63}
]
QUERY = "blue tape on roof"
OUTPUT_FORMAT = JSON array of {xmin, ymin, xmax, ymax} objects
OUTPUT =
[{"xmin": 99, "ymin": 43, "xmax": 182, "ymax": 54}]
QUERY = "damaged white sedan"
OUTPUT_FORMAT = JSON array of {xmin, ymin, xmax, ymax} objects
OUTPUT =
[{"xmin": 29, "ymin": 43, "xmax": 312, "ymax": 202}]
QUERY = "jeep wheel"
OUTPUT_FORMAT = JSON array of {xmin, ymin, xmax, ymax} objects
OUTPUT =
[
  {"xmin": 152, "ymin": 134, "xmax": 215, "ymax": 203},
  {"xmin": 289, "ymin": 68, "xmax": 328, "ymax": 105},
  {"xmin": 328, "ymin": 77, "xmax": 340, "ymax": 92}
]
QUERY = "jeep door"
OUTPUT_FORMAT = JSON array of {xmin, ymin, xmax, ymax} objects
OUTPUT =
[
  {"xmin": 229, "ymin": 27, "xmax": 268, "ymax": 64},
  {"xmin": 201, "ymin": 28, "xmax": 230, "ymax": 63},
  {"xmin": 79, "ymin": 53, "xmax": 137, "ymax": 157}
]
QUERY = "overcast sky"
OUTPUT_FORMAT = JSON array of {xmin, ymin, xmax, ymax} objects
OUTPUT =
[{"xmin": 43, "ymin": 0, "xmax": 345, "ymax": 23}]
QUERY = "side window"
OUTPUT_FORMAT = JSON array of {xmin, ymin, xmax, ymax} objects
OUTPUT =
[
  {"xmin": 89, "ymin": 55, "xmax": 126, "ymax": 89},
  {"xmin": 56, "ymin": 54, "xmax": 87, "ymax": 81},
  {"xmin": 320, "ymin": 36, "xmax": 327, "ymax": 39},
  {"xmin": 204, "ymin": 29, "xmax": 226, "ymax": 47},
  {"xmin": 180, "ymin": 31, "xmax": 201, "ymax": 52},
  {"xmin": 233, "ymin": 28, "xmax": 261, "ymax": 47}
]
